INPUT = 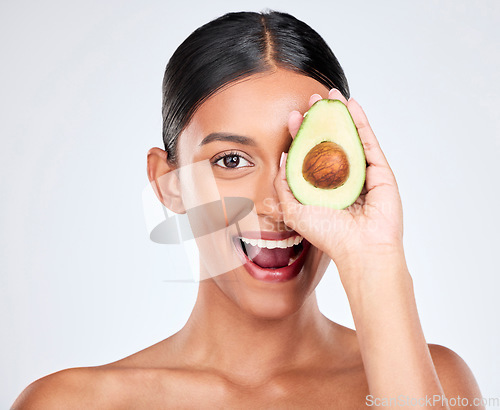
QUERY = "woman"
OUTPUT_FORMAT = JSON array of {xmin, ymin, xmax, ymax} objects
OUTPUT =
[{"xmin": 14, "ymin": 10, "xmax": 483, "ymax": 409}]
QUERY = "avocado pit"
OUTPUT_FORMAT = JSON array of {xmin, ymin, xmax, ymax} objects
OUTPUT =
[{"xmin": 302, "ymin": 141, "xmax": 350, "ymax": 189}]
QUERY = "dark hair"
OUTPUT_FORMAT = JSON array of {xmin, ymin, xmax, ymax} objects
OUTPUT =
[{"xmin": 162, "ymin": 10, "xmax": 349, "ymax": 165}]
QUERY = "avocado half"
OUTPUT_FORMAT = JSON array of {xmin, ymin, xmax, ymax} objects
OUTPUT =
[{"xmin": 285, "ymin": 99, "xmax": 366, "ymax": 209}]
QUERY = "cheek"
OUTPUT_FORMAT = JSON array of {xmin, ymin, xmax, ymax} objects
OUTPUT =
[
  {"xmin": 178, "ymin": 159, "xmax": 221, "ymax": 208},
  {"xmin": 214, "ymin": 176, "xmax": 257, "ymax": 199},
  {"xmin": 177, "ymin": 162, "xmax": 262, "ymax": 280}
]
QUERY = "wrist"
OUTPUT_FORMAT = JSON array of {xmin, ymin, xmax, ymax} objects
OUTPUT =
[
  {"xmin": 334, "ymin": 242, "xmax": 410, "ymax": 292},
  {"xmin": 337, "ymin": 248, "xmax": 416, "ymax": 335},
  {"xmin": 333, "ymin": 241, "xmax": 405, "ymax": 271}
]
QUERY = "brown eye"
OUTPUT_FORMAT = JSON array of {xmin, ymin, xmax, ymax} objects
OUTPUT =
[
  {"xmin": 213, "ymin": 153, "xmax": 253, "ymax": 169},
  {"xmin": 224, "ymin": 155, "xmax": 240, "ymax": 168}
]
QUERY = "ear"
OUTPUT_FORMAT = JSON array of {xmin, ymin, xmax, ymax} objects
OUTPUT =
[{"xmin": 147, "ymin": 147, "xmax": 186, "ymax": 214}]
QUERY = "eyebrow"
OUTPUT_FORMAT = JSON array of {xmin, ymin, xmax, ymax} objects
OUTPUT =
[{"xmin": 198, "ymin": 132, "xmax": 257, "ymax": 147}]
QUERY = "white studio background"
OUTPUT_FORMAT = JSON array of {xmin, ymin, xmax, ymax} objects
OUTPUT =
[{"xmin": 1, "ymin": 0, "xmax": 499, "ymax": 407}]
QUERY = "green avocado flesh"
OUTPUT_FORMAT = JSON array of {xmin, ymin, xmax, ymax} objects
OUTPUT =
[{"xmin": 285, "ymin": 99, "xmax": 366, "ymax": 209}]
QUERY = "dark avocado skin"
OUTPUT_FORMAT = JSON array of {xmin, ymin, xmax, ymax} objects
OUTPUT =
[{"xmin": 285, "ymin": 99, "xmax": 366, "ymax": 209}]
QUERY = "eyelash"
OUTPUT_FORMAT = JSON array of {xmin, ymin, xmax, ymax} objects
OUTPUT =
[{"xmin": 211, "ymin": 151, "xmax": 254, "ymax": 169}]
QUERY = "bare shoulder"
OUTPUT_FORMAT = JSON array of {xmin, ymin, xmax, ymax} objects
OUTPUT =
[
  {"xmin": 11, "ymin": 365, "xmax": 186, "ymax": 409},
  {"xmin": 12, "ymin": 367, "xmax": 109, "ymax": 409},
  {"xmin": 11, "ymin": 344, "xmax": 224, "ymax": 409},
  {"xmin": 12, "ymin": 336, "xmax": 189, "ymax": 409},
  {"xmin": 428, "ymin": 343, "xmax": 484, "ymax": 406}
]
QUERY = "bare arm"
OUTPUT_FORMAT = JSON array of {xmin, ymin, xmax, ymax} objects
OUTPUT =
[
  {"xmin": 339, "ymin": 251, "xmax": 483, "ymax": 408},
  {"xmin": 275, "ymin": 89, "xmax": 483, "ymax": 408},
  {"xmin": 338, "ymin": 250, "xmax": 446, "ymax": 404}
]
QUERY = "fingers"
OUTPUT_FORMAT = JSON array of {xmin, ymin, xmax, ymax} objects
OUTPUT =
[
  {"xmin": 274, "ymin": 152, "xmax": 298, "ymax": 206},
  {"xmin": 288, "ymin": 110, "xmax": 303, "ymax": 139},
  {"xmin": 328, "ymin": 88, "xmax": 349, "ymax": 105},
  {"xmin": 287, "ymin": 88, "xmax": 355, "ymax": 142},
  {"xmin": 289, "ymin": 89, "xmax": 343, "ymax": 139},
  {"xmin": 346, "ymin": 97, "xmax": 390, "ymax": 169},
  {"xmin": 309, "ymin": 93, "xmax": 323, "ymax": 107},
  {"xmin": 345, "ymin": 98, "xmax": 398, "ymax": 194},
  {"xmin": 273, "ymin": 152, "xmax": 303, "ymax": 226},
  {"xmin": 286, "ymin": 93, "xmax": 322, "ymax": 139}
]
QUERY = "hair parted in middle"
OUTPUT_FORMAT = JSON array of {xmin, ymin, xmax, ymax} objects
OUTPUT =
[{"xmin": 162, "ymin": 10, "xmax": 350, "ymax": 165}]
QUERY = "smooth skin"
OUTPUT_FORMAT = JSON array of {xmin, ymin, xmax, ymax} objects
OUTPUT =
[{"xmin": 13, "ymin": 68, "xmax": 483, "ymax": 409}]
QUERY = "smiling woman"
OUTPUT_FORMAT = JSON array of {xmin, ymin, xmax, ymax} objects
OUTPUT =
[{"xmin": 13, "ymin": 10, "xmax": 484, "ymax": 409}]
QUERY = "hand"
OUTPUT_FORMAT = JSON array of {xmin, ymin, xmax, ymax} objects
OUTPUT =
[{"xmin": 274, "ymin": 89, "xmax": 404, "ymax": 271}]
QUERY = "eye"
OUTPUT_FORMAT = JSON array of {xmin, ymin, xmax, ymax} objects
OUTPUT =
[{"xmin": 212, "ymin": 151, "xmax": 254, "ymax": 169}]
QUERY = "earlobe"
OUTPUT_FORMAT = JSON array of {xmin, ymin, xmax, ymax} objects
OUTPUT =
[{"xmin": 147, "ymin": 147, "xmax": 186, "ymax": 214}]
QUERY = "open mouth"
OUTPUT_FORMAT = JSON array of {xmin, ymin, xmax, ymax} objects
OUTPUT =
[
  {"xmin": 237, "ymin": 236, "xmax": 304, "ymax": 269},
  {"xmin": 231, "ymin": 233, "xmax": 311, "ymax": 282}
]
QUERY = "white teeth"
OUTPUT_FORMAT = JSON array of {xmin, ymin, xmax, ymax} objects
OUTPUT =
[
  {"xmin": 266, "ymin": 240, "xmax": 277, "ymax": 249},
  {"xmin": 240, "ymin": 235, "xmax": 303, "ymax": 249}
]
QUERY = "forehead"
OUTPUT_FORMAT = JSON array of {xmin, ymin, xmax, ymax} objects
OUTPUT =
[{"xmin": 178, "ymin": 68, "xmax": 331, "ymax": 153}]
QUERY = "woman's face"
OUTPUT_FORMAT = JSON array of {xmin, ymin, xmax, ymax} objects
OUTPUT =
[{"xmin": 175, "ymin": 68, "xmax": 332, "ymax": 319}]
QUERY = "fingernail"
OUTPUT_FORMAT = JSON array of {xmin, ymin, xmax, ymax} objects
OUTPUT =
[{"xmin": 280, "ymin": 152, "xmax": 286, "ymax": 167}]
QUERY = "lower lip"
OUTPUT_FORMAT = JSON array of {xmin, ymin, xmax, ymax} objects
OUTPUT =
[{"xmin": 232, "ymin": 237, "xmax": 311, "ymax": 282}]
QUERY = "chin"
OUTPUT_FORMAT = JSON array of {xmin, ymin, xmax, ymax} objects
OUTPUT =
[
  {"xmin": 212, "ymin": 244, "xmax": 331, "ymax": 321},
  {"xmin": 197, "ymin": 226, "xmax": 332, "ymax": 321}
]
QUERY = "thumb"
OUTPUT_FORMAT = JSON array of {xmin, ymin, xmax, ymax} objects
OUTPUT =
[{"xmin": 274, "ymin": 152, "xmax": 305, "ymax": 232}]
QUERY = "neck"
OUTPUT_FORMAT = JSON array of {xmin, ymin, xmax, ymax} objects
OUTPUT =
[{"xmin": 171, "ymin": 276, "xmax": 335, "ymax": 385}]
